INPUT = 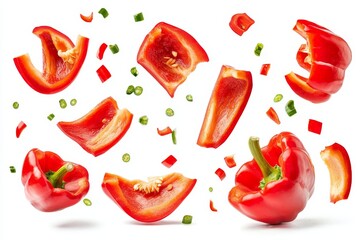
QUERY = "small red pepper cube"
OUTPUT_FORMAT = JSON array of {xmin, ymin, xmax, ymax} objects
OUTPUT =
[
  {"xmin": 308, "ymin": 119, "xmax": 322, "ymax": 134},
  {"xmin": 96, "ymin": 65, "xmax": 111, "ymax": 83},
  {"xmin": 260, "ymin": 64, "xmax": 271, "ymax": 76},
  {"xmin": 161, "ymin": 155, "xmax": 177, "ymax": 168},
  {"xmin": 224, "ymin": 155, "xmax": 237, "ymax": 168},
  {"xmin": 215, "ymin": 168, "xmax": 226, "ymax": 181}
]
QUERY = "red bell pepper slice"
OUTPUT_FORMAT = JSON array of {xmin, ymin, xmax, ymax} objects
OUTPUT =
[
  {"xmin": 266, "ymin": 107, "xmax": 281, "ymax": 125},
  {"xmin": 285, "ymin": 19, "xmax": 352, "ymax": 103},
  {"xmin": 16, "ymin": 120, "xmax": 27, "ymax": 138},
  {"xmin": 224, "ymin": 155, "xmax": 237, "ymax": 168},
  {"xmin": 57, "ymin": 97, "xmax": 133, "ymax": 157},
  {"xmin": 209, "ymin": 200, "xmax": 218, "ymax": 212},
  {"xmin": 157, "ymin": 126, "xmax": 173, "ymax": 136},
  {"xmin": 308, "ymin": 119, "xmax": 322, "ymax": 134},
  {"xmin": 197, "ymin": 65, "xmax": 252, "ymax": 148},
  {"xmin": 21, "ymin": 148, "xmax": 90, "ymax": 212},
  {"xmin": 80, "ymin": 12, "xmax": 94, "ymax": 22},
  {"xmin": 102, "ymin": 172, "xmax": 197, "ymax": 222},
  {"xmin": 97, "ymin": 43, "xmax": 108, "ymax": 60},
  {"xmin": 260, "ymin": 63, "xmax": 271, "ymax": 76},
  {"xmin": 13, "ymin": 26, "xmax": 89, "ymax": 94},
  {"xmin": 96, "ymin": 65, "xmax": 111, "ymax": 82},
  {"xmin": 137, "ymin": 22, "xmax": 209, "ymax": 97},
  {"xmin": 229, "ymin": 13, "xmax": 255, "ymax": 36},
  {"xmin": 320, "ymin": 143, "xmax": 352, "ymax": 203},
  {"xmin": 228, "ymin": 132, "xmax": 315, "ymax": 224}
]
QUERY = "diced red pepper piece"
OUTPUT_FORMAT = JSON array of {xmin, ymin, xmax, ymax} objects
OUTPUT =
[
  {"xmin": 97, "ymin": 43, "xmax": 108, "ymax": 60},
  {"xmin": 157, "ymin": 126, "xmax": 173, "ymax": 136},
  {"xmin": 209, "ymin": 200, "xmax": 218, "ymax": 212},
  {"xmin": 308, "ymin": 119, "xmax": 322, "ymax": 134},
  {"xmin": 215, "ymin": 168, "xmax": 226, "ymax": 181},
  {"xmin": 229, "ymin": 13, "xmax": 255, "ymax": 36},
  {"xmin": 161, "ymin": 155, "xmax": 177, "ymax": 168},
  {"xmin": 80, "ymin": 12, "xmax": 94, "ymax": 22},
  {"xmin": 16, "ymin": 121, "xmax": 27, "ymax": 138},
  {"xmin": 260, "ymin": 64, "xmax": 271, "ymax": 76},
  {"xmin": 96, "ymin": 65, "xmax": 111, "ymax": 82},
  {"xmin": 266, "ymin": 107, "xmax": 281, "ymax": 125},
  {"xmin": 224, "ymin": 155, "xmax": 237, "ymax": 168}
]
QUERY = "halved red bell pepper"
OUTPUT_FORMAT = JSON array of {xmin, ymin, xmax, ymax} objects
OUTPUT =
[
  {"xmin": 197, "ymin": 65, "xmax": 252, "ymax": 148},
  {"xmin": 102, "ymin": 172, "xmax": 196, "ymax": 222},
  {"xmin": 13, "ymin": 26, "xmax": 89, "ymax": 94},
  {"xmin": 285, "ymin": 19, "xmax": 352, "ymax": 103},
  {"xmin": 21, "ymin": 148, "xmax": 90, "ymax": 212},
  {"xmin": 57, "ymin": 97, "xmax": 133, "ymax": 157},
  {"xmin": 320, "ymin": 142, "xmax": 352, "ymax": 203},
  {"xmin": 137, "ymin": 22, "xmax": 209, "ymax": 97},
  {"xmin": 228, "ymin": 132, "xmax": 315, "ymax": 224}
]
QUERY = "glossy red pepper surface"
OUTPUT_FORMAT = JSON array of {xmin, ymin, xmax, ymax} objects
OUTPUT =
[
  {"xmin": 13, "ymin": 26, "xmax": 89, "ymax": 94},
  {"xmin": 228, "ymin": 132, "xmax": 315, "ymax": 224},
  {"xmin": 21, "ymin": 148, "xmax": 89, "ymax": 212},
  {"xmin": 229, "ymin": 13, "xmax": 255, "ymax": 36},
  {"xmin": 285, "ymin": 19, "xmax": 352, "ymax": 103}
]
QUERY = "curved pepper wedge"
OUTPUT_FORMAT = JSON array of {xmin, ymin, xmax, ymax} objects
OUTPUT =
[
  {"xmin": 228, "ymin": 132, "xmax": 315, "ymax": 224},
  {"xmin": 102, "ymin": 172, "xmax": 197, "ymax": 222},
  {"xmin": 137, "ymin": 22, "xmax": 209, "ymax": 97},
  {"xmin": 57, "ymin": 97, "xmax": 133, "ymax": 157},
  {"xmin": 21, "ymin": 148, "xmax": 90, "ymax": 212},
  {"xmin": 13, "ymin": 26, "xmax": 89, "ymax": 94},
  {"xmin": 197, "ymin": 65, "xmax": 252, "ymax": 148},
  {"xmin": 285, "ymin": 19, "xmax": 352, "ymax": 103}
]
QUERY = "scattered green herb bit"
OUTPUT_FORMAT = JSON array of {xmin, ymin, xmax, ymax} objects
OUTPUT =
[
  {"xmin": 139, "ymin": 115, "xmax": 148, "ymax": 125},
  {"xmin": 209, "ymin": 187, "xmax": 213, "ymax": 192},
  {"xmin": 171, "ymin": 129, "xmax": 177, "ymax": 145},
  {"xmin": 47, "ymin": 113, "xmax": 55, "ymax": 121},
  {"xmin": 182, "ymin": 215, "xmax": 193, "ymax": 224},
  {"xmin": 134, "ymin": 12, "xmax": 144, "ymax": 22},
  {"xmin": 70, "ymin": 98, "xmax": 77, "ymax": 106},
  {"xmin": 134, "ymin": 86, "xmax": 143, "ymax": 96},
  {"xmin": 166, "ymin": 108, "xmax": 174, "ymax": 117},
  {"xmin": 109, "ymin": 44, "xmax": 119, "ymax": 54},
  {"xmin": 12, "ymin": 101, "xmax": 19, "ymax": 109},
  {"xmin": 186, "ymin": 94, "xmax": 193, "ymax": 102},
  {"xmin": 83, "ymin": 198, "xmax": 92, "ymax": 206},
  {"xmin": 130, "ymin": 67, "xmax": 138, "ymax": 77},
  {"xmin": 126, "ymin": 85, "xmax": 135, "ymax": 95},
  {"xmin": 254, "ymin": 43, "xmax": 264, "ymax": 56},
  {"xmin": 59, "ymin": 99, "xmax": 67, "ymax": 109},
  {"xmin": 273, "ymin": 94, "xmax": 283, "ymax": 103},
  {"xmin": 98, "ymin": 8, "xmax": 109, "ymax": 18},
  {"xmin": 9, "ymin": 166, "xmax": 16, "ymax": 173},
  {"xmin": 285, "ymin": 100, "xmax": 297, "ymax": 116},
  {"xmin": 122, "ymin": 153, "xmax": 131, "ymax": 162}
]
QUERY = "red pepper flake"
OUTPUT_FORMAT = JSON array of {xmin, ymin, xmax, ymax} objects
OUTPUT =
[
  {"xmin": 80, "ymin": 12, "xmax": 94, "ymax": 23},
  {"xmin": 161, "ymin": 155, "xmax": 177, "ymax": 168},
  {"xmin": 16, "ymin": 121, "xmax": 27, "ymax": 138},
  {"xmin": 96, "ymin": 65, "xmax": 111, "ymax": 82},
  {"xmin": 215, "ymin": 168, "xmax": 226, "ymax": 181},
  {"xmin": 260, "ymin": 63, "xmax": 271, "ymax": 76},
  {"xmin": 209, "ymin": 200, "xmax": 218, "ymax": 212},
  {"xmin": 266, "ymin": 107, "xmax": 281, "ymax": 125},
  {"xmin": 224, "ymin": 155, "xmax": 236, "ymax": 168},
  {"xmin": 157, "ymin": 126, "xmax": 173, "ymax": 136},
  {"xmin": 97, "ymin": 43, "xmax": 108, "ymax": 60},
  {"xmin": 308, "ymin": 119, "xmax": 323, "ymax": 134}
]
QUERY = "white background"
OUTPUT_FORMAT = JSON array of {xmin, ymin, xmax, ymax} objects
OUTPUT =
[{"xmin": 1, "ymin": 0, "xmax": 359, "ymax": 239}]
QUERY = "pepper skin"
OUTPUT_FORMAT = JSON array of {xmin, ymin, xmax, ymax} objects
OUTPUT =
[
  {"xmin": 57, "ymin": 97, "xmax": 133, "ymax": 157},
  {"xmin": 14, "ymin": 26, "xmax": 89, "ymax": 94},
  {"xmin": 21, "ymin": 148, "xmax": 90, "ymax": 212},
  {"xmin": 197, "ymin": 65, "xmax": 252, "ymax": 148},
  {"xmin": 285, "ymin": 19, "xmax": 352, "ymax": 103},
  {"xmin": 228, "ymin": 132, "xmax": 315, "ymax": 224}
]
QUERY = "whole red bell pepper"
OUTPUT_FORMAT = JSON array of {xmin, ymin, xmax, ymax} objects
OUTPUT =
[
  {"xmin": 21, "ymin": 148, "xmax": 90, "ymax": 212},
  {"xmin": 285, "ymin": 19, "xmax": 352, "ymax": 103},
  {"xmin": 228, "ymin": 132, "xmax": 315, "ymax": 224},
  {"xmin": 13, "ymin": 26, "xmax": 89, "ymax": 94}
]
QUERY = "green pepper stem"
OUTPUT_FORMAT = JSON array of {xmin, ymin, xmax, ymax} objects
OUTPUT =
[{"xmin": 47, "ymin": 163, "xmax": 74, "ymax": 189}]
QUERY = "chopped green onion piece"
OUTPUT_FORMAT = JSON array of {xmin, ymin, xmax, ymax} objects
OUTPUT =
[
  {"xmin": 166, "ymin": 108, "xmax": 174, "ymax": 117},
  {"xmin": 47, "ymin": 113, "xmax": 55, "ymax": 121},
  {"xmin": 254, "ymin": 43, "xmax": 264, "ymax": 56},
  {"xmin": 109, "ymin": 44, "xmax": 119, "ymax": 54},
  {"xmin": 182, "ymin": 215, "xmax": 193, "ymax": 224},
  {"xmin": 9, "ymin": 166, "xmax": 16, "ymax": 173},
  {"xmin": 130, "ymin": 67, "xmax": 138, "ymax": 77},
  {"xmin": 98, "ymin": 8, "xmax": 109, "ymax": 18},
  {"xmin": 122, "ymin": 153, "xmax": 131, "ymax": 162},
  {"xmin": 209, "ymin": 187, "xmax": 213, "ymax": 192},
  {"xmin": 83, "ymin": 198, "xmax": 92, "ymax": 206},
  {"xmin": 59, "ymin": 99, "xmax": 67, "ymax": 109},
  {"xmin": 126, "ymin": 85, "xmax": 135, "ymax": 95},
  {"xmin": 186, "ymin": 94, "xmax": 193, "ymax": 102},
  {"xmin": 285, "ymin": 100, "xmax": 297, "ymax": 116},
  {"xmin": 273, "ymin": 94, "xmax": 283, "ymax": 103},
  {"xmin": 134, "ymin": 12, "xmax": 144, "ymax": 22},
  {"xmin": 12, "ymin": 101, "xmax": 19, "ymax": 109},
  {"xmin": 134, "ymin": 86, "xmax": 143, "ymax": 96},
  {"xmin": 172, "ymin": 129, "xmax": 177, "ymax": 145},
  {"xmin": 70, "ymin": 99, "xmax": 77, "ymax": 106},
  {"xmin": 139, "ymin": 115, "xmax": 148, "ymax": 125}
]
